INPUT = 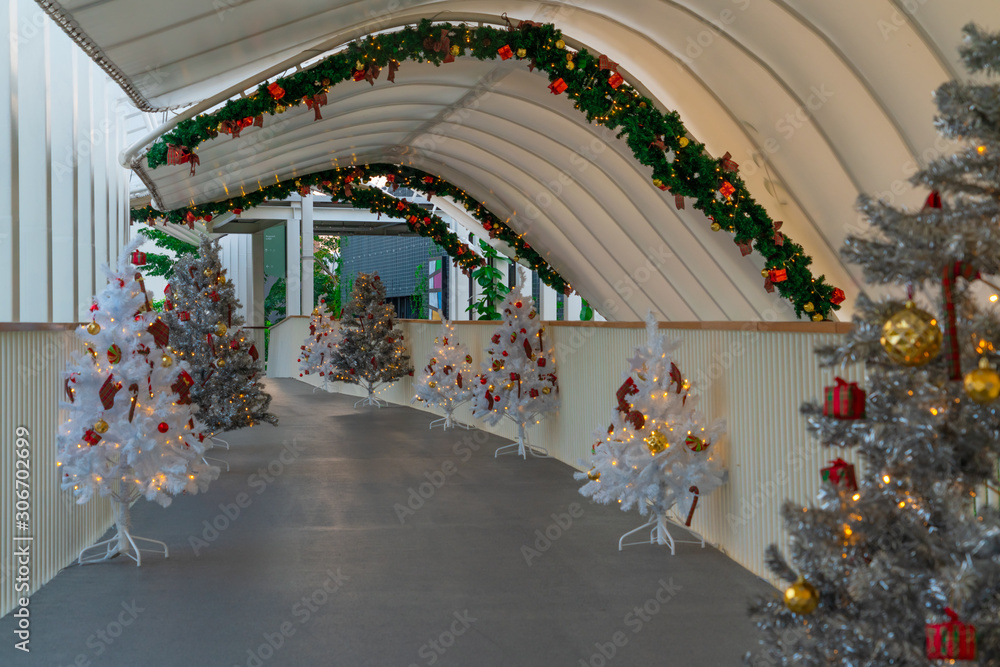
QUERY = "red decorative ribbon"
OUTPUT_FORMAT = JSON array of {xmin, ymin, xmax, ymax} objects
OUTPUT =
[
  {"xmin": 942, "ymin": 261, "xmax": 981, "ymax": 380},
  {"xmin": 720, "ymin": 151, "xmax": 739, "ymax": 173},
  {"xmin": 772, "ymin": 220, "xmax": 785, "ymax": 246},
  {"xmin": 166, "ymin": 145, "xmax": 199, "ymax": 176},
  {"xmin": 598, "ymin": 55, "xmax": 618, "ymax": 71},
  {"xmin": 736, "ymin": 240, "xmax": 752, "ymax": 256},
  {"xmin": 423, "ymin": 28, "xmax": 454, "ymax": 63},
  {"xmin": 304, "ymin": 93, "xmax": 327, "ymax": 121}
]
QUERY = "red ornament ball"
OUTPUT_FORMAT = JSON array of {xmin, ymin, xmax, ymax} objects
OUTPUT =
[
  {"xmin": 515, "ymin": 301, "xmax": 523, "ymax": 308},
  {"xmin": 157, "ymin": 422, "xmax": 169, "ymax": 433},
  {"xmin": 520, "ymin": 328, "xmax": 526, "ymax": 334},
  {"xmin": 480, "ymin": 377, "xmax": 487, "ymax": 385},
  {"xmin": 502, "ymin": 351, "xmax": 508, "ymax": 356}
]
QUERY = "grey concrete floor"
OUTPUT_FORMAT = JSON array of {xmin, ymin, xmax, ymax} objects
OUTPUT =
[{"xmin": 2, "ymin": 379, "xmax": 774, "ymax": 666}]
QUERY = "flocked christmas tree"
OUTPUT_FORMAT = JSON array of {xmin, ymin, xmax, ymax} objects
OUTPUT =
[
  {"xmin": 164, "ymin": 235, "xmax": 276, "ymax": 434},
  {"xmin": 470, "ymin": 270, "xmax": 559, "ymax": 457},
  {"xmin": 57, "ymin": 236, "xmax": 219, "ymax": 565},
  {"xmin": 576, "ymin": 315, "xmax": 726, "ymax": 552},
  {"xmin": 330, "ymin": 272, "xmax": 412, "ymax": 407},
  {"xmin": 412, "ymin": 320, "xmax": 474, "ymax": 429},
  {"xmin": 746, "ymin": 24, "xmax": 1000, "ymax": 664},
  {"xmin": 298, "ymin": 297, "xmax": 339, "ymax": 389}
]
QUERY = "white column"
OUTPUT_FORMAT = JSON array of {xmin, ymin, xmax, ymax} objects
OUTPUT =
[
  {"xmin": 566, "ymin": 293, "xmax": 583, "ymax": 321},
  {"xmin": 539, "ymin": 284, "xmax": 558, "ymax": 320},
  {"xmin": 0, "ymin": 0, "xmax": 15, "ymax": 320},
  {"xmin": 75, "ymin": 50, "xmax": 94, "ymax": 320},
  {"xmin": 285, "ymin": 214, "xmax": 301, "ymax": 317},
  {"xmin": 300, "ymin": 194, "xmax": 314, "ymax": 314},
  {"xmin": 50, "ymin": 28, "xmax": 76, "ymax": 321},
  {"xmin": 17, "ymin": 0, "xmax": 50, "ymax": 322}
]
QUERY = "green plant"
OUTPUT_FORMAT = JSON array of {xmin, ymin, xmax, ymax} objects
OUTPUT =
[
  {"xmin": 467, "ymin": 239, "xmax": 510, "ymax": 320},
  {"xmin": 136, "ymin": 227, "xmax": 197, "ymax": 279},
  {"xmin": 264, "ymin": 278, "xmax": 286, "ymax": 323},
  {"xmin": 413, "ymin": 264, "xmax": 429, "ymax": 319}
]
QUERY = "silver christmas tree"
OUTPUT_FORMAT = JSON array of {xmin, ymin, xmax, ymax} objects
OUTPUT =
[
  {"xmin": 746, "ymin": 24, "xmax": 1000, "ymax": 665},
  {"xmin": 330, "ymin": 272, "xmax": 412, "ymax": 407},
  {"xmin": 163, "ymin": 236, "xmax": 277, "ymax": 433}
]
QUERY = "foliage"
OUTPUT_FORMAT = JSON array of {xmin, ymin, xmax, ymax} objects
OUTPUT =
[
  {"xmin": 135, "ymin": 20, "xmax": 841, "ymax": 318},
  {"xmin": 579, "ymin": 299, "xmax": 594, "ymax": 321},
  {"xmin": 412, "ymin": 264, "xmax": 429, "ymax": 319},
  {"xmin": 136, "ymin": 227, "xmax": 196, "ymax": 279},
  {"xmin": 467, "ymin": 239, "xmax": 509, "ymax": 320},
  {"xmin": 264, "ymin": 278, "xmax": 286, "ymax": 323}
]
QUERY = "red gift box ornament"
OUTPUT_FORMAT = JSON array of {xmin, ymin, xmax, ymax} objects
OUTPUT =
[
  {"xmin": 178, "ymin": 311, "xmax": 190, "ymax": 322},
  {"xmin": 823, "ymin": 377, "xmax": 866, "ymax": 420},
  {"xmin": 166, "ymin": 144, "xmax": 200, "ymax": 176},
  {"xmin": 83, "ymin": 429, "xmax": 102, "ymax": 446},
  {"xmin": 719, "ymin": 181, "xmax": 736, "ymax": 199},
  {"xmin": 549, "ymin": 78, "xmax": 568, "ymax": 95},
  {"xmin": 830, "ymin": 287, "xmax": 846, "ymax": 305},
  {"xmin": 131, "ymin": 250, "xmax": 146, "ymax": 266},
  {"xmin": 498, "ymin": 45, "xmax": 514, "ymax": 60},
  {"xmin": 267, "ymin": 81, "xmax": 285, "ymax": 100},
  {"xmin": 820, "ymin": 459, "xmax": 858, "ymax": 491},
  {"xmin": 608, "ymin": 72, "xmax": 624, "ymax": 89},
  {"xmin": 926, "ymin": 608, "xmax": 976, "ymax": 660},
  {"xmin": 229, "ymin": 340, "xmax": 240, "ymax": 351},
  {"xmin": 768, "ymin": 268, "xmax": 788, "ymax": 283}
]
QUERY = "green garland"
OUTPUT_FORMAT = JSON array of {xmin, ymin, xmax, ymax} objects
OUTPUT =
[{"xmin": 137, "ymin": 19, "xmax": 843, "ymax": 319}]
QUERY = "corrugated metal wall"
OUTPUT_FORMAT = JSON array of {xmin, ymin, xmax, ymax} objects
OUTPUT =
[
  {"xmin": 0, "ymin": 329, "xmax": 113, "ymax": 617},
  {"xmin": 270, "ymin": 317, "xmax": 860, "ymax": 585}
]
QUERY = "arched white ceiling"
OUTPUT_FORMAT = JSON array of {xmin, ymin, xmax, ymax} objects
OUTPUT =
[{"xmin": 40, "ymin": 0, "xmax": 1000, "ymax": 321}]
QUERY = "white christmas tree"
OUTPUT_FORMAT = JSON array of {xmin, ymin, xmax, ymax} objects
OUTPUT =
[
  {"xmin": 470, "ymin": 271, "xmax": 559, "ymax": 458},
  {"xmin": 330, "ymin": 273, "xmax": 413, "ymax": 407},
  {"xmin": 576, "ymin": 315, "xmax": 726, "ymax": 553},
  {"xmin": 57, "ymin": 236, "xmax": 219, "ymax": 566},
  {"xmin": 412, "ymin": 321, "xmax": 474, "ymax": 429},
  {"xmin": 298, "ymin": 298, "xmax": 339, "ymax": 390}
]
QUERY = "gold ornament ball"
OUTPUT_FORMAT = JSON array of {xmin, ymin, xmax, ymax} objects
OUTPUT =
[
  {"xmin": 516, "ymin": 48, "xmax": 527, "ymax": 58},
  {"xmin": 555, "ymin": 39, "xmax": 566, "ymax": 49},
  {"xmin": 312, "ymin": 308, "xmax": 320, "ymax": 316},
  {"xmin": 203, "ymin": 268, "xmax": 213, "ymax": 277},
  {"xmin": 428, "ymin": 381, "xmax": 437, "ymax": 388},
  {"xmin": 652, "ymin": 178, "xmax": 663, "ymax": 188},
  {"xmin": 761, "ymin": 268, "xmax": 770, "ymax": 278},
  {"xmin": 94, "ymin": 419, "xmax": 109, "ymax": 434},
  {"xmin": 784, "ymin": 577, "xmax": 819, "ymax": 615},
  {"xmin": 542, "ymin": 386, "xmax": 551, "ymax": 395},
  {"xmin": 216, "ymin": 359, "xmax": 226, "ymax": 368},
  {"xmin": 803, "ymin": 302, "xmax": 815, "ymax": 313},
  {"xmin": 678, "ymin": 137, "xmax": 690, "ymax": 148},
  {"xmin": 587, "ymin": 468, "xmax": 600, "ymax": 481},
  {"xmin": 86, "ymin": 321, "xmax": 101, "ymax": 335},
  {"xmin": 356, "ymin": 60, "xmax": 365, "ymax": 70},
  {"xmin": 219, "ymin": 276, "xmax": 226, "ymax": 284},
  {"xmin": 161, "ymin": 354, "xmax": 173, "ymax": 367},
  {"xmin": 216, "ymin": 323, "xmax": 228, "ymax": 336},
  {"xmin": 505, "ymin": 382, "xmax": 514, "ymax": 390},
  {"xmin": 450, "ymin": 44, "xmax": 460, "ymax": 56},
  {"xmin": 964, "ymin": 357, "xmax": 1000, "ymax": 404},
  {"xmin": 880, "ymin": 301, "xmax": 942, "ymax": 366},
  {"xmin": 565, "ymin": 60, "xmax": 575, "ymax": 71},
  {"xmin": 710, "ymin": 222, "xmax": 722, "ymax": 232},
  {"xmin": 644, "ymin": 429, "xmax": 668, "ymax": 455},
  {"xmin": 812, "ymin": 313, "xmax": 824, "ymax": 322}
]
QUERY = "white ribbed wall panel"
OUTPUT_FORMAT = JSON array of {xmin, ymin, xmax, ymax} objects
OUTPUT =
[
  {"xmin": 0, "ymin": 329, "xmax": 113, "ymax": 617},
  {"xmin": 0, "ymin": 0, "xmax": 131, "ymax": 323},
  {"xmin": 268, "ymin": 318, "xmax": 859, "ymax": 584}
]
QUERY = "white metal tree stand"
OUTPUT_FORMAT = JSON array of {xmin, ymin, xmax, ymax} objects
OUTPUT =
[
  {"xmin": 429, "ymin": 398, "xmax": 474, "ymax": 430},
  {"xmin": 618, "ymin": 489, "xmax": 705, "ymax": 555},
  {"xmin": 354, "ymin": 380, "xmax": 388, "ymax": 408},
  {"xmin": 78, "ymin": 486, "xmax": 168, "ymax": 567},
  {"xmin": 494, "ymin": 420, "xmax": 550, "ymax": 459}
]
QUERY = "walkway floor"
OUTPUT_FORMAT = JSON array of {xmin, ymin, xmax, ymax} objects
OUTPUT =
[{"xmin": 3, "ymin": 379, "xmax": 773, "ymax": 666}]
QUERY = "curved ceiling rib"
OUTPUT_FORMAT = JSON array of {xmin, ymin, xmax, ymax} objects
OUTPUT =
[{"xmin": 44, "ymin": 0, "xmax": 1000, "ymax": 321}]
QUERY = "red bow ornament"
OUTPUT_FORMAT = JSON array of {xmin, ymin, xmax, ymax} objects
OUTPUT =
[
  {"xmin": 304, "ymin": 93, "xmax": 327, "ymax": 121},
  {"xmin": 166, "ymin": 145, "xmax": 200, "ymax": 176}
]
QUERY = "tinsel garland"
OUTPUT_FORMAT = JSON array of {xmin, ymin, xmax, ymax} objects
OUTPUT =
[
  {"xmin": 131, "ymin": 164, "xmax": 570, "ymax": 292},
  {"xmin": 135, "ymin": 19, "xmax": 841, "ymax": 319}
]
